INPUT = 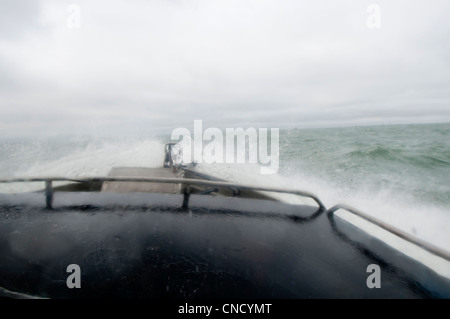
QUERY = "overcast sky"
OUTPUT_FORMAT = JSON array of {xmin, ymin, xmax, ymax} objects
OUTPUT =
[{"xmin": 1, "ymin": 0, "xmax": 450, "ymax": 138}]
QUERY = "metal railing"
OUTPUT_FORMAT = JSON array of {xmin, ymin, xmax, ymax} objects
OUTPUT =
[
  {"xmin": 328, "ymin": 203, "xmax": 450, "ymax": 262},
  {"xmin": 2, "ymin": 177, "xmax": 449, "ymax": 262},
  {"xmin": 0, "ymin": 176, "xmax": 326, "ymax": 211}
]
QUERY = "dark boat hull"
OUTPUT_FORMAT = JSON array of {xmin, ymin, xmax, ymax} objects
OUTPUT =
[{"xmin": 0, "ymin": 192, "xmax": 449, "ymax": 298}]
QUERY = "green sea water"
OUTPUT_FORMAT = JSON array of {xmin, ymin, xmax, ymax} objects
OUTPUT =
[{"xmin": 279, "ymin": 122, "xmax": 450, "ymax": 209}]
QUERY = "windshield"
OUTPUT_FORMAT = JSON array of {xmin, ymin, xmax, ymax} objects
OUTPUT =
[{"xmin": 1, "ymin": 0, "xmax": 450, "ymax": 292}]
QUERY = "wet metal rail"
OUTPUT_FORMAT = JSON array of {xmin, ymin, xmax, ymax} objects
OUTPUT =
[
  {"xmin": 1, "ymin": 177, "xmax": 449, "ymax": 263},
  {"xmin": 0, "ymin": 176, "xmax": 326, "ymax": 211},
  {"xmin": 328, "ymin": 203, "xmax": 450, "ymax": 262}
]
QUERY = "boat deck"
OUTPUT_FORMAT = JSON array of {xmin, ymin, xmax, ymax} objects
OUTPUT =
[{"xmin": 101, "ymin": 167, "xmax": 181, "ymax": 194}]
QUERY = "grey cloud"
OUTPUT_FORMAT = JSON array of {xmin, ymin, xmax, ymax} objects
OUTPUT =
[
  {"xmin": 0, "ymin": 0, "xmax": 44, "ymax": 40},
  {"xmin": 0, "ymin": 0, "xmax": 450, "ymax": 138}
]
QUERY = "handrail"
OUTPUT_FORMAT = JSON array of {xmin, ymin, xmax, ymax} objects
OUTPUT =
[
  {"xmin": 2, "ymin": 177, "xmax": 449, "ymax": 262},
  {"xmin": 0, "ymin": 176, "xmax": 326, "ymax": 211},
  {"xmin": 328, "ymin": 203, "xmax": 450, "ymax": 262}
]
